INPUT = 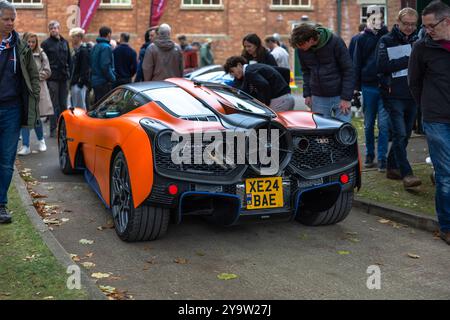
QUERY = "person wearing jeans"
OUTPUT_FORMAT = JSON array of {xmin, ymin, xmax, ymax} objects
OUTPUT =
[
  {"xmin": 408, "ymin": 1, "xmax": 450, "ymax": 244},
  {"xmin": 290, "ymin": 23, "xmax": 354, "ymax": 123},
  {"xmin": 353, "ymin": 5, "xmax": 389, "ymax": 171},
  {"xmin": 0, "ymin": 0, "xmax": 41, "ymax": 224},
  {"xmin": 376, "ymin": 8, "xmax": 422, "ymax": 188},
  {"xmin": 18, "ymin": 32, "xmax": 53, "ymax": 155},
  {"xmin": 361, "ymin": 85, "xmax": 389, "ymax": 168},
  {"xmin": 311, "ymin": 96, "xmax": 352, "ymax": 122}
]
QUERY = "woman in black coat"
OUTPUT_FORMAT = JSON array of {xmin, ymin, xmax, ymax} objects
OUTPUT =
[{"xmin": 241, "ymin": 33, "xmax": 277, "ymax": 66}]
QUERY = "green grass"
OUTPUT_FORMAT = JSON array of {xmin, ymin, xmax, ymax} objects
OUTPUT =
[
  {"xmin": 357, "ymin": 163, "xmax": 436, "ymax": 216},
  {"xmin": 0, "ymin": 186, "xmax": 88, "ymax": 300},
  {"xmin": 352, "ymin": 117, "xmax": 435, "ymax": 216}
]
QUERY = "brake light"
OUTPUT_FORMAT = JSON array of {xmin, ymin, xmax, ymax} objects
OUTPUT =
[
  {"xmin": 168, "ymin": 184, "xmax": 179, "ymax": 195},
  {"xmin": 340, "ymin": 174, "xmax": 349, "ymax": 184}
]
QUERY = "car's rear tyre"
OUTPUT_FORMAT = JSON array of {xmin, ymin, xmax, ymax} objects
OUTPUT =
[
  {"xmin": 58, "ymin": 119, "xmax": 76, "ymax": 174},
  {"xmin": 111, "ymin": 151, "xmax": 170, "ymax": 242},
  {"xmin": 296, "ymin": 191, "xmax": 353, "ymax": 226}
]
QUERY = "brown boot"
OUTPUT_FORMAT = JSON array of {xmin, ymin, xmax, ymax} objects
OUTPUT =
[
  {"xmin": 386, "ymin": 169, "xmax": 402, "ymax": 180},
  {"xmin": 440, "ymin": 231, "xmax": 450, "ymax": 245},
  {"xmin": 403, "ymin": 175, "xmax": 422, "ymax": 189}
]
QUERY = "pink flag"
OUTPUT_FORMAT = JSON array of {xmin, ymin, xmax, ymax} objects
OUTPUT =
[
  {"xmin": 79, "ymin": 0, "xmax": 101, "ymax": 30},
  {"xmin": 150, "ymin": 0, "xmax": 168, "ymax": 27}
]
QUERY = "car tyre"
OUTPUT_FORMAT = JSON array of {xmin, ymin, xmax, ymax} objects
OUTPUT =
[
  {"xmin": 296, "ymin": 191, "xmax": 353, "ymax": 226},
  {"xmin": 111, "ymin": 151, "xmax": 170, "ymax": 242},
  {"xmin": 58, "ymin": 119, "xmax": 76, "ymax": 174}
]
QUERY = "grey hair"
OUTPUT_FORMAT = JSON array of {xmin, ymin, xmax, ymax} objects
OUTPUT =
[
  {"xmin": 48, "ymin": 20, "xmax": 60, "ymax": 29},
  {"xmin": 422, "ymin": 0, "xmax": 450, "ymax": 20},
  {"xmin": 158, "ymin": 23, "xmax": 171, "ymax": 37},
  {"xmin": 0, "ymin": 0, "xmax": 16, "ymax": 17}
]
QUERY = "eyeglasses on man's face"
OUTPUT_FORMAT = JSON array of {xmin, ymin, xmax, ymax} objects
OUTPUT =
[
  {"xmin": 422, "ymin": 17, "xmax": 447, "ymax": 30},
  {"xmin": 399, "ymin": 20, "xmax": 417, "ymax": 28}
]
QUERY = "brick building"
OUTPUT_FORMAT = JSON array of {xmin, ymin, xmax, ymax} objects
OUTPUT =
[{"xmin": 11, "ymin": 0, "xmax": 421, "ymax": 64}]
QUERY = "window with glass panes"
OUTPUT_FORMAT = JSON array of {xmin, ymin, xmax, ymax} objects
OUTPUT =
[
  {"xmin": 8, "ymin": 0, "xmax": 42, "ymax": 5},
  {"xmin": 101, "ymin": 0, "xmax": 131, "ymax": 5},
  {"xmin": 272, "ymin": 0, "xmax": 311, "ymax": 7},
  {"xmin": 182, "ymin": 0, "xmax": 222, "ymax": 6}
]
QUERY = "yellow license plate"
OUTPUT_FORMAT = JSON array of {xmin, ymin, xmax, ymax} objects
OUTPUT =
[{"xmin": 245, "ymin": 177, "xmax": 284, "ymax": 210}]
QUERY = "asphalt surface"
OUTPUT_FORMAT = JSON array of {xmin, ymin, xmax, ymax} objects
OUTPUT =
[{"xmin": 14, "ymin": 127, "xmax": 449, "ymax": 300}]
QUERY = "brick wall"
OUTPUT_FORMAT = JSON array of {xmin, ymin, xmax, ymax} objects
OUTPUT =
[{"xmin": 13, "ymin": 0, "xmax": 410, "ymax": 65}]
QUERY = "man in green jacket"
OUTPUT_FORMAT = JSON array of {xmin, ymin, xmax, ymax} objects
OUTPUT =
[{"xmin": 0, "ymin": 0, "xmax": 40, "ymax": 224}]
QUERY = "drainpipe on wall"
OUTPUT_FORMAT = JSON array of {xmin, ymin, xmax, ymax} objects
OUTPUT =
[{"xmin": 337, "ymin": 0, "xmax": 342, "ymax": 36}]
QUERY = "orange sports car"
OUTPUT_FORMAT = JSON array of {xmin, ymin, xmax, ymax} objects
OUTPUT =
[{"xmin": 58, "ymin": 78, "xmax": 361, "ymax": 242}]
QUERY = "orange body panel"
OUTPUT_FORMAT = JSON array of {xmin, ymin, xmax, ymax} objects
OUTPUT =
[{"xmin": 61, "ymin": 78, "xmax": 322, "ymax": 210}]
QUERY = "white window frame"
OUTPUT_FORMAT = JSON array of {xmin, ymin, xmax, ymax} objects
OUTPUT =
[
  {"xmin": 270, "ymin": 0, "xmax": 313, "ymax": 11},
  {"xmin": 360, "ymin": 4, "xmax": 387, "ymax": 24},
  {"xmin": 8, "ymin": 0, "xmax": 43, "ymax": 9},
  {"xmin": 181, "ymin": 0, "xmax": 224, "ymax": 10},
  {"xmin": 100, "ymin": 0, "xmax": 133, "ymax": 9}
]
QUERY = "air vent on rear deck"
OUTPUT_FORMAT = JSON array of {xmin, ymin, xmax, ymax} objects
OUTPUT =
[{"xmin": 180, "ymin": 115, "xmax": 218, "ymax": 122}]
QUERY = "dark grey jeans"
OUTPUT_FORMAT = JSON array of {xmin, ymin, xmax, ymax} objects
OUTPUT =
[{"xmin": 48, "ymin": 80, "xmax": 69, "ymax": 134}]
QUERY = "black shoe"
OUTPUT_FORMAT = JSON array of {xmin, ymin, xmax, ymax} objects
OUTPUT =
[
  {"xmin": 378, "ymin": 160, "xmax": 387, "ymax": 173},
  {"xmin": 364, "ymin": 156, "xmax": 375, "ymax": 168},
  {"xmin": 0, "ymin": 206, "xmax": 12, "ymax": 224},
  {"xmin": 49, "ymin": 130, "xmax": 56, "ymax": 138}
]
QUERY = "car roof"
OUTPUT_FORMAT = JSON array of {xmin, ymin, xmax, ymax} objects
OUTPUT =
[{"xmin": 121, "ymin": 81, "xmax": 178, "ymax": 93}]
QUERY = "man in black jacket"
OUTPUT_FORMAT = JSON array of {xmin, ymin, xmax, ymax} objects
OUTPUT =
[
  {"xmin": 113, "ymin": 32, "xmax": 137, "ymax": 88},
  {"xmin": 41, "ymin": 20, "xmax": 71, "ymax": 137},
  {"xmin": 353, "ymin": 5, "xmax": 389, "ymax": 171},
  {"xmin": 376, "ymin": 8, "xmax": 421, "ymax": 189},
  {"xmin": 69, "ymin": 27, "xmax": 90, "ymax": 110},
  {"xmin": 408, "ymin": 0, "xmax": 450, "ymax": 245},
  {"xmin": 224, "ymin": 56, "xmax": 294, "ymax": 112},
  {"xmin": 290, "ymin": 23, "xmax": 354, "ymax": 122}
]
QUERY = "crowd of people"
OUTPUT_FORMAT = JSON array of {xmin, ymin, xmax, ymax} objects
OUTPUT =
[
  {"xmin": 288, "ymin": 1, "xmax": 449, "ymax": 244},
  {"xmin": 0, "ymin": 0, "xmax": 448, "ymax": 245}
]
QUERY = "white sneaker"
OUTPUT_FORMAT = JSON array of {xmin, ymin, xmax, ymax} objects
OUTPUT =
[
  {"xmin": 38, "ymin": 139, "xmax": 47, "ymax": 152},
  {"xmin": 17, "ymin": 146, "xmax": 31, "ymax": 156}
]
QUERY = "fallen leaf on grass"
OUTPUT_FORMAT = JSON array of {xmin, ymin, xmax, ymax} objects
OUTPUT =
[
  {"xmin": 407, "ymin": 253, "xmax": 420, "ymax": 259},
  {"xmin": 337, "ymin": 250, "xmax": 350, "ymax": 255},
  {"xmin": 91, "ymin": 272, "xmax": 112, "ymax": 279},
  {"xmin": 217, "ymin": 273, "xmax": 238, "ymax": 280},
  {"xmin": 81, "ymin": 262, "xmax": 96, "ymax": 269},
  {"xmin": 174, "ymin": 258, "xmax": 188, "ymax": 264},
  {"xmin": 23, "ymin": 254, "xmax": 40, "ymax": 262}
]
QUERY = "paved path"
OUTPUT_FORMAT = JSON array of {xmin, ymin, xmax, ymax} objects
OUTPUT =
[{"xmin": 15, "ymin": 133, "xmax": 449, "ymax": 300}]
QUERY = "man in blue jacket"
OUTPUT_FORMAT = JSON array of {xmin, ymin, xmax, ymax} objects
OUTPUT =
[
  {"xmin": 91, "ymin": 26, "xmax": 116, "ymax": 103},
  {"xmin": 353, "ymin": 5, "xmax": 389, "ymax": 171},
  {"xmin": 376, "ymin": 8, "xmax": 421, "ymax": 189}
]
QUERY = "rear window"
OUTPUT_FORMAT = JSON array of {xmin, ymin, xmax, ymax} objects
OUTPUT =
[
  {"xmin": 142, "ymin": 87, "xmax": 214, "ymax": 117},
  {"xmin": 211, "ymin": 87, "xmax": 272, "ymax": 115}
]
